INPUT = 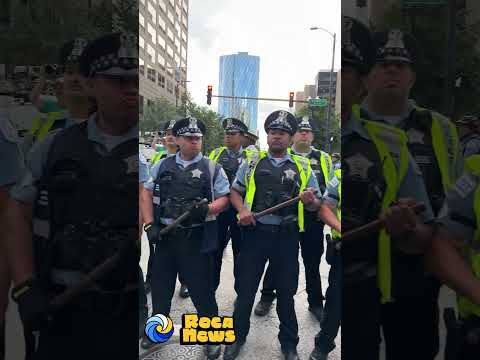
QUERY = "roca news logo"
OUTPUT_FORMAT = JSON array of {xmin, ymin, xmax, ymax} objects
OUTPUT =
[{"xmin": 144, "ymin": 313, "xmax": 236, "ymax": 345}]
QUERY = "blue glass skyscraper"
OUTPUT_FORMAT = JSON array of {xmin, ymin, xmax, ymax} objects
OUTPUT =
[{"xmin": 218, "ymin": 52, "xmax": 260, "ymax": 132}]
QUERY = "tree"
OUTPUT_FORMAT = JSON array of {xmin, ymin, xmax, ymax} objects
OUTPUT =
[
  {"xmin": 140, "ymin": 94, "xmax": 224, "ymax": 155},
  {"xmin": 295, "ymin": 106, "xmax": 340, "ymax": 154},
  {"xmin": 378, "ymin": 3, "xmax": 480, "ymax": 118}
]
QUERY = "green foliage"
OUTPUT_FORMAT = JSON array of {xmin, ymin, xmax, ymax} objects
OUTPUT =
[
  {"xmin": 296, "ymin": 106, "xmax": 340, "ymax": 154},
  {"xmin": 140, "ymin": 94, "xmax": 224, "ymax": 155},
  {"xmin": 378, "ymin": 3, "xmax": 480, "ymax": 118}
]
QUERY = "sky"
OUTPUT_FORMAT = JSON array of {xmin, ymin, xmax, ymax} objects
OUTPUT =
[{"xmin": 187, "ymin": 0, "xmax": 341, "ymax": 147}]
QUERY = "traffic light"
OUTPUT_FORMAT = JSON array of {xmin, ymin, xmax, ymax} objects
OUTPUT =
[
  {"xmin": 289, "ymin": 92, "xmax": 294, "ymax": 108},
  {"xmin": 207, "ymin": 85, "xmax": 213, "ymax": 105}
]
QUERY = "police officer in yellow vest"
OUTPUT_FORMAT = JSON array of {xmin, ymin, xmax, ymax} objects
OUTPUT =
[
  {"xmin": 360, "ymin": 29, "xmax": 462, "ymax": 360},
  {"xmin": 456, "ymin": 115, "xmax": 480, "ymax": 159},
  {"xmin": 28, "ymin": 39, "xmax": 90, "ymax": 147},
  {"xmin": 254, "ymin": 116, "xmax": 333, "ymax": 321},
  {"xmin": 310, "ymin": 166, "xmax": 342, "ymax": 360},
  {"xmin": 209, "ymin": 117, "xmax": 250, "ymax": 295},
  {"xmin": 225, "ymin": 110, "xmax": 321, "ymax": 360},
  {"xmin": 432, "ymin": 155, "xmax": 480, "ymax": 359},
  {"xmin": 339, "ymin": 16, "xmax": 436, "ymax": 360},
  {"xmin": 150, "ymin": 120, "xmax": 178, "ymax": 166}
]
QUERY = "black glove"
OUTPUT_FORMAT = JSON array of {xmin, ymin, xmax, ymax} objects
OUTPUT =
[
  {"xmin": 11, "ymin": 277, "xmax": 50, "ymax": 331},
  {"xmin": 189, "ymin": 202, "xmax": 210, "ymax": 223},
  {"xmin": 144, "ymin": 223, "xmax": 160, "ymax": 244}
]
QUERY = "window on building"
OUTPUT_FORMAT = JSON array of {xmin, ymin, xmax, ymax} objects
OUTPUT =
[
  {"xmin": 181, "ymin": 45, "xmax": 187, "ymax": 58},
  {"xmin": 174, "ymin": 53, "xmax": 180, "ymax": 66},
  {"xmin": 169, "ymin": 0, "xmax": 175, "ymax": 7},
  {"xmin": 147, "ymin": 44, "xmax": 155, "ymax": 63},
  {"xmin": 158, "ymin": 0, "xmax": 167, "ymax": 12},
  {"xmin": 139, "ymin": 35, "xmax": 145, "ymax": 49},
  {"xmin": 147, "ymin": 23, "xmax": 156, "ymax": 44},
  {"xmin": 166, "ymin": 80, "xmax": 174, "ymax": 94},
  {"xmin": 181, "ymin": 30, "xmax": 187, "ymax": 42},
  {"xmin": 176, "ymin": 5, "xmax": 181, "ymax": 19},
  {"xmin": 147, "ymin": 67, "xmax": 156, "ymax": 82},
  {"xmin": 147, "ymin": 99, "xmax": 154, "ymax": 107},
  {"xmin": 157, "ymin": 53, "xmax": 166, "ymax": 70},
  {"xmin": 175, "ymin": 22, "xmax": 181, "ymax": 36},
  {"xmin": 167, "ymin": 27, "xmax": 174, "ymax": 42},
  {"xmin": 147, "ymin": 2, "xmax": 156, "ymax": 21},
  {"xmin": 158, "ymin": 73, "xmax": 166, "ymax": 88},
  {"xmin": 174, "ymin": 37, "xmax": 180, "ymax": 51},
  {"xmin": 167, "ymin": 45, "xmax": 174, "ymax": 59},
  {"xmin": 158, "ymin": 35, "xmax": 166, "ymax": 49},
  {"xmin": 158, "ymin": 16, "xmax": 166, "ymax": 32},
  {"xmin": 139, "ymin": 95, "xmax": 144, "ymax": 114},
  {"xmin": 140, "ymin": 13, "xmax": 145, "ymax": 27},
  {"xmin": 182, "ymin": 0, "xmax": 188, "ymax": 13},
  {"xmin": 139, "ymin": 59, "xmax": 145, "ymax": 76},
  {"xmin": 182, "ymin": 13, "xmax": 187, "ymax": 27},
  {"xmin": 167, "ymin": 9, "xmax": 175, "ymax": 24}
]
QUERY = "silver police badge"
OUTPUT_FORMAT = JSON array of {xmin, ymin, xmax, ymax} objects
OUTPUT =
[
  {"xmin": 283, "ymin": 169, "xmax": 297, "ymax": 180},
  {"xmin": 344, "ymin": 153, "xmax": 373, "ymax": 179},
  {"xmin": 191, "ymin": 169, "xmax": 203, "ymax": 178}
]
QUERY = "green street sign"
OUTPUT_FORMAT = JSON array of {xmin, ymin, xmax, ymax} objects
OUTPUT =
[
  {"xmin": 308, "ymin": 98, "xmax": 328, "ymax": 107},
  {"xmin": 403, "ymin": 0, "xmax": 447, "ymax": 7}
]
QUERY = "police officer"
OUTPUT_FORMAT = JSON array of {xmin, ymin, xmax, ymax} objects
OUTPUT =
[
  {"xmin": 224, "ymin": 110, "xmax": 321, "ymax": 360},
  {"xmin": 456, "ymin": 115, "xmax": 480, "ymax": 158},
  {"xmin": 430, "ymin": 156, "xmax": 480, "ymax": 359},
  {"xmin": 309, "ymin": 167, "xmax": 342, "ymax": 360},
  {"xmin": 254, "ymin": 116, "xmax": 333, "ymax": 321},
  {"xmin": 141, "ymin": 116, "xmax": 230, "ymax": 358},
  {"xmin": 144, "ymin": 119, "xmax": 189, "ymax": 298},
  {"xmin": 150, "ymin": 120, "xmax": 178, "ymax": 166},
  {"xmin": 5, "ymin": 32, "xmax": 140, "ymax": 359},
  {"xmin": 339, "ymin": 16, "xmax": 436, "ymax": 360},
  {"xmin": 0, "ymin": 92, "xmax": 25, "ymax": 360},
  {"xmin": 209, "ymin": 117, "xmax": 250, "ymax": 295},
  {"xmin": 361, "ymin": 28, "xmax": 462, "ymax": 360},
  {"xmin": 26, "ymin": 38, "xmax": 90, "ymax": 150}
]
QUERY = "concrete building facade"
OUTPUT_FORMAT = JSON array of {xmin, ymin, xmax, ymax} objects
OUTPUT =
[{"xmin": 139, "ymin": 0, "xmax": 189, "ymax": 113}]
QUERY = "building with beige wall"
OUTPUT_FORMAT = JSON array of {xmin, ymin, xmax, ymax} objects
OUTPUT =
[{"xmin": 139, "ymin": 0, "xmax": 189, "ymax": 113}]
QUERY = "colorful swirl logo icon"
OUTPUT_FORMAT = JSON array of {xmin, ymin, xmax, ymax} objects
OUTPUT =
[{"xmin": 145, "ymin": 314, "xmax": 174, "ymax": 343}]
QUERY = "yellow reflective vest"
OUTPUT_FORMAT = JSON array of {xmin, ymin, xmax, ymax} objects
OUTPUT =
[
  {"xmin": 457, "ymin": 155, "xmax": 480, "ymax": 318},
  {"xmin": 352, "ymin": 105, "xmax": 410, "ymax": 303},
  {"xmin": 29, "ymin": 111, "xmax": 65, "ymax": 142},
  {"xmin": 242, "ymin": 150, "xmax": 311, "ymax": 232}
]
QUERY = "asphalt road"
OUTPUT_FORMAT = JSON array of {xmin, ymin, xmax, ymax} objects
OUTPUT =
[{"xmin": 138, "ymin": 231, "xmax": 341, "ymax": 360}]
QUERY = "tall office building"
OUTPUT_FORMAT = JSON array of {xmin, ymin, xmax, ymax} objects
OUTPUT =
[
  {"xmin": 218, "ymin": 52, "xmax": 260, "ymax": 132},
  {"xmin": 139, "ymin": 0, "xmax": 189, "ymax": 114}
]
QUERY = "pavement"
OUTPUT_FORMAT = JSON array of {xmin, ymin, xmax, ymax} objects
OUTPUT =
[{"xmin": 138, "ymin": 231, "xmax": 341, "ymax": 360}]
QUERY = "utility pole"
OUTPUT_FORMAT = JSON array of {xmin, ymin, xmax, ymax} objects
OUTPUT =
[{"xmin": 326, "ymin": 32, "xmax": 336, "ymax": 153}]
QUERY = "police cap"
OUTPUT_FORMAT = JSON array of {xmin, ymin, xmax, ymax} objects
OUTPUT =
[
  {"xmin": 296, "ymin": 116, "xmax": 313, "ymax": 131},
  {"xmin": 79, "ymin": 32, "xmax": 138, "ymax": 78},
  {"xmin": 58, "ymin": 38, "xmax": 89, "ymax": 67},
  {"xmin": 223, "ymin": 118, "xmax": 248, "ymax": 134},
  {"xmin": 342, "ymin": 16, "xmax": 374, "ymax": 73},
  {"xmin": 264, "ymin": 110, "xmax": 297, "ymax": 136},
  {"xmin": 172, "ymin": 117, "xmax": 206, "ymax": 137},
  {"xmin": 373, "ymin": 29, "xmax": 419, "ymax": 66}
]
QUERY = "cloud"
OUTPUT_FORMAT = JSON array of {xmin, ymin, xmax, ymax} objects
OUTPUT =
[{"xmin": 187, "ymin": 0, "xmax": 340, "ymax": 134}]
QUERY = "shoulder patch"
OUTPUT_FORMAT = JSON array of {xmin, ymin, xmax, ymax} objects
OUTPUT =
[{"xmin": 0, "ymin": 119, "xmax": 18, "ymax": 143}]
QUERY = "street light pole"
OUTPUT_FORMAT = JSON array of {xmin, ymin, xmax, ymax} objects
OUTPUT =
[{"xmin": 310, "ymin": 26, "xmax": 336, "ymax": 153}]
